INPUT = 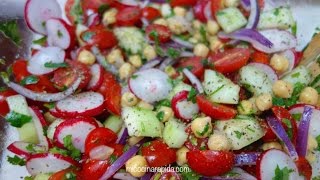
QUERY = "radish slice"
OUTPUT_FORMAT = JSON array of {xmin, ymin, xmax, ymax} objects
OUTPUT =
[
  {"xmin": 56, "ymin": 91, "xmax": 104, "ymax": 117},
  {"xmin": 248, "ymin": 62, "xmax": 278, "ymax": 83},
  {"xmin": 87, "ymin": 64, "xmax": 104, "ymax": 91},
  {"xmin": 53, "ymin": 117, "xmax": 98, "ymax": 152},
  {"xmin": 47, "ymin": 119, "xmax": 64, "ymax": 140},
  {"xmin": 24, "ymin": 0, "xmax": 62, "ymax": 34},
  {"xmin": 87, "ymin": 13, "xmax": 100, "ymax": 27},
  {"xmin": 46, "ymin": 18, "xmax": 75, "ymax": 49},
  {"xmin": 279, "ymin": 49, "xmax": 296, "ymax": 77},
  {"xmin": 7, "ymin": 141, "xmax": 46, "ymax": 158},
  {"xmin": 29, "ymin": 107, "xmax": 50, "ymax": 150},
  {"xmin": 257, "ymin": 149, "xmax": 299, "ymax": 180},
  {"xmin": 26, "ymin": 153, "xmax": 77, "ymax": 176},
  {"xmin": 258, "ymin": 29, "xmax": 297, "ymax": 53},
  {"xmin": 89, "ymin": 145, "xmax": 114, "ymax": 160},
  {"xmin": 129, "ymin": 68, "xmax": 173, "ymax": 103},
  {"xmin": 172, "ymin": 91, "xmax": 199, "ymax": 122},
  {"xmin": 27, "ymin": 46, "xmax": 65, "ymax": 75}
]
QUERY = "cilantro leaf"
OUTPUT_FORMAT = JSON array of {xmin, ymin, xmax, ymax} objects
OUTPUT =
[
  {"xmin": 44, "ymin": 62, "xmax": 68, "ymax": 68},
  {"xmin": 32, "ymin": 36, "xmax": 47, "ymax": 46},
  {"xmin": 188, "ymin": 87, "xmax": 197, "ymax": 103},
  {"xmin": 7, "ymin": 155, "xmax": 25, "ymax": 166},
  {"xmin": 234, "ymin": 130, "xmax": 243, "ymax": 139},
  {"xmin": 167, "ymin": 47, "xmax": 181, "ymax": 59},
  {"xmin": 199, "ymin": 25, "xmax": 209, "ymax": 45},
  {"xmin": 25, "ymin": 144, "xmax": 37, "ymax": 153},
  {"xmin": 0, "ymin": 20, "xmax": 21, "ymax": 45},
  {"xmin": 272, "ymin": 82, "xmax": 305, "ymax": 107},
  {"xmin": 272, "ymin": 165, "xmax": 294, "ymax": 180},
  {"xmin": 49, "ymin": 147, "xmax": 69, "ymax": 157},
  {"xmin": 65, "ymin": 172, "xmax": 77, "ymax": 180},
  {"xmin": 196, "ymin": 123, "xmax": 210, "ymax": 136},
  {"xmin": 5, "ymin": 111, "xmax": 32, "ymax": 128},
  {"xmin": 70, "ymin": 0, "xmax": 84, "ymax": 24},
  {"xmin": 63, "ymin": 135, "xmax": 81, "ymax": 160},
  {"xmin": 20, "ymin": 75, "xmax": 39, "ymax": 86},
  {"xmin": 156, "ymin": 111, "xmax": 165, "ymax": 121},
  {"xmin": 155, "ymin": 99, "xmax": 171, "ymax": 109},
  {"xmin": 291, "ymin": 21, "xmax": 297, "ymax": 36},
  {"xmin": 109, "ymin": 154, "xmax": 118, "ymax": 164}
]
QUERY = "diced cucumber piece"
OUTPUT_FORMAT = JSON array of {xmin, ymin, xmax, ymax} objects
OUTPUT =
[
  {"xmin": 203, "ymin": 70, "xmax": 240, "ymax": 104},
  {"xmin": 122, "ymin": 107, "xmax": 164, "ymax": 137},
  {"xmin": 6, "ymin": 95, "xmax": 30, "ymax": 116},
  {"xmin": 34, "ymin": 173, "xmax": 51, "ymax": 180},
  {"xmin": 168, "ymin": 81, "xmax": 192, "ymax": 100},
  {"xmin": 215, "ymin": 117, "xmax": 264, "ymax": 150},
  {"xmin": 114, "ymin": 27, "xmax": 146, "ymax": 54},
  {"xmin": 103, "ymin": 115, "xmax": 123, "ymax": 133},
  {"xmin": 216, "ymin": 7, "xmax": 247, "ymax": 33},
  {"xmin": 163, "ymin": 118, "xmax": 188, "ymax": 148},
  {"xmin": 47, "ymin": 119, "xmax": 64, "ymax": 140},
  {"xmin": 239, "ymin": 66, "xmax": 273, "ymax": 96},
  {"xmin": 161, "ymin": 3, "xmax": 173, "ymax": 17},
  {"xmin": 258, "ymin": 7, "xmax": 295, "ymax": 30},
  {"xmin": 282, "ymin": 65, "xmax": 312, "ymax": 85}
]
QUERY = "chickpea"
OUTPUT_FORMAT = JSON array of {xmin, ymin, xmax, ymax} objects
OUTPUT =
[
  {"xmin": 102, "ymin": 8, "xmax": 118, "ymax": 26},
  {"xmin": 207, "ymin": 20, "xmax": 220, "ymax": 35},
  {"xmin": 307, "ymin": 135, "xmax": 318, "ymax": 151},
  {"xmin": 207, "ymin": 131, "xmax": 232, "ymax": 151},
  {"xmin": 272, "ymin": 80, "xmax": 293, "ymax": 98},
  {"xmin": 191, "ymin": 117, "xmax": 213, "ymax": 138},
  {"xmin": 193, "ymin": 43, "xmax": 209, "ymax": 58},
  {"xmin": 176, "ymin": 146, "xmax": 189, "ymax": 166},
  {"xmin": 208, "ymin": 36, "xmax": 223, "ymax": 52},
  {"xmin": 255, "ymin": 93, "xmax": 272, "ymax": 111},
  {"xmin": 128, "ymin": 136, "xmax": 144, "ymax": 146},
  {"xmin": 107, "ymin": 49, "xmax": 125, "ymax": 68},
  {"xmin": 157, "ymin": 106, "xmax": 173, "ymax": 122},
  {"xmin": 299, "ymin": 87, "xmax": 319, "ymax": 105},
  {"xmin": 143, "ymin": 45, "xmax": 157, "ymax": 61},
  {"xmin": 137, "ymin": 101, "xmax": 154, "ymax": 110},
  {"xmin": 238, "ymin": 100, "xmax": 254, "ymax": 115},
  {"xmin": 119, "ymin": 63, "xmax": 135, "ymax": 80},
  {"xmin": 261, "ymin": 142, "xmax": 282, "ymax": 151},
  {"xmin": 77, "ymin": 50, "xmax": 96, "ymax": 65},
  {"xmin": 224, "ymin": 0, "xmax": 240, "ymax": 7},
  {"xmin": 129, "ymin": 55, "xmax": 142, "ymax": 68},
  {"xmin": 164, "ymin": 66, "xmax": 177, "ymax": 78},
  {"xmin": 125, "ymin": 155, "xmax": 148, "ymax": 177},
  {"xmin": 270, "ymin": 54, "xmax": 289, "ymax": 73},
  {"xmin": 153, "ymin": 18, "xmax": 168, "ymax": 26},
  {"xmin": 121, "ymin": 92, "xmax": 139, "ymax": 107},
  {"xmin": 167, "ymin": 16, "xmax": 189, "ymax": 35},
  {"xmin": 173, "ymin": 6, "xmax": 187, "ymax": 17},
  {"xmin": 193, "ymin": 32, "xmax": 203, "ymax": 41}
]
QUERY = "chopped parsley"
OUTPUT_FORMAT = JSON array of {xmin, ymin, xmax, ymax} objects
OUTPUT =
[
  {"xmin": 5, "ymin": 111, "xmax": 32, "ymax": 128},
  {"xmin": 25, "ymin": 144, "xmax": 37, "ymax": 153},
  {"xmin": 0, "ymin": 20, "xmax": 21, "ymax": 45},
  {"xmin": 156, "ymin": 111, "xmax": 165, "ymax": 121},
  {"xmin": 32, "ymin": 36, "xmax": 47, "ymax": 46},
  {"xmin": 199, "ymin": 25, "xmax": 209, "ymax": 45},
  {"xmin": 65, "ymin": 172, "xmax": 77, "ymax": 180},
  {"xmin": 109, "ymin": 154, "xmax": 118, "ymax": 164},
  {"xmin": 291, "ymin": 72, "xmax": 300, "ymax": 78},
  {"xmin": 187, "ymin": 87, "xmax": 197, "ymax": 103},
  {"xmin": 155, "ymin": 99, "xmax": 171, "ymax": 109},
  {"xmin": 291, "ymin": 21, "xmax": 297, "ymax": 36},
  {"xmin": 44, "ymin": 62, "xmax": 68, "ymax": 68},
  {"xmin": 272, "ymin": 82, "xmax": 305, "ymax": 107},
  {"xmin": 196, "ymin": 123, "xmax": 210, "ymax": 136},
  {"xmin": 63, "ymin": 135, "xmax": 81, "ymax": 160},
  {"xmin": 201, "ymin": 59, "xmax": 214, "ymax": 68},
  {"xmin": 0, "ymin": 71, "xmax": 9, "ymax": 83},
  {"xmin": 149, "ymin": 30, "xmax": 165, "ymax": 56},
  {"xmin": 167, "ymin": 47, "xmax": 181, "ymax": 59},
  {"xmin": 282, "ymin": 118, "xmax": 293, "ymax": 139},
  {"xmin": 57, "ymin": 30, "xmax": 63, "ymax": 38},
  {"xmin": 291, "ymin": 113, "xmax": 302, "ymax": 121},
  {"xmin": 131, "ymin": 74, "xmax": 138, "ymax": 79},
  {"xmin": 70, "ymin": 0, "xmax": 84, "ymax": 24},
  {"xmin": 44, "ymin": 102, "xmax": 55, "ymax": 109},
  {"xmin": 0, "ymin": 58, "xmax": 5, "ymax": 65},
  {"xmin": 7, "ymin": 155, "xmax": 25, "ymax": 166},
  {"xmin": 49, "ymin": 147, "xmax": 69, "ymax": 157},
  {"xmin": 274, "ymin": 8, "xmax": 281, "ymax": 16},
  {"xmin": 20, "ymin": 75, "xmax": 39, "ymax": 86},
  {"xmin": 234, "ymin": 130, "xmax": 243, "ymax": 139},
  {"xmin": 272, "ymin": 165, "xmax": 294, "ymax": 180},
  {"xmin": 316, "ymin": 135, "xmax": 320, "ymax": 151}
]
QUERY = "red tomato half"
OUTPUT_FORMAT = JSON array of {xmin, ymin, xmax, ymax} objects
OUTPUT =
[
  {"xmin": 187, "ymin": 150, "xmax": 234, "ymax": 176},
  {"xmin": 146, "ymin": 24, "xmax": 172, "ymax": 43},
  {"xmin": 193, "ymin": 0, "xmax": 210, "ymax": 22},
  {"xmin": 259, "ymin": 120, "xmax": 277, "ymax": 142},
  {"xmin": 81, "ymin": 25, "xmax": 117, "ymax": 50},
  {"xmin": 142, "ymin": 7, "xmax": 161, "ymax": 21},
  {"xmin": 85, "ymin": 127, "xmax": 117, "ymax": 155},
  {"xmin": 295, "ymin": 157, "xmax": 312, "ymax": 180},
  {"xmin": 141, "ymin": 140, "xmax": 176, "ymax": 167},
  {"xmin": 209, "ymin": 48, "xmax": 250, "ymax": 74},
  {"xmin": 116, "ymin": 7, "xmax": 142, "ymax": 26},
  {"xmin": 81, "ymin": 159, "xmax": 110, "ymax": 179},
  {"xmin": 175, "ymin": 56, "xmax": 205, "ymax": 79},
  {"xmin": 211, "ymin": 0, "xmax": 224, "ymax": 18},
  {"xmin": 251, "ymin": 50, "xmax": 270, "ymax": 64},
  {"xmin": 0, "ymin": 90, "xmax": 17, "ymax": 117},
  {"xmin": 196, "ymin": 95, "xmax": 237, "ymax": 120},
  {"xmin": 82, "ymin": 0, "xmax": 114, "ymax": 12},
  {"xmin": 170, "ymin": 0, "xmax": 197, "ymax": 7}
]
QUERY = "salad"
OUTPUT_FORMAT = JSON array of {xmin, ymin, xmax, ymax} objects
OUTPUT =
[{"xmin": 0, "ymin": 0, "xmax": 320, "ymax": 179}]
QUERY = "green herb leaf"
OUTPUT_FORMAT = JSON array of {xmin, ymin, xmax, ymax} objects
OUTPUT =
[
  {"xmin": 313, "ymin": 176, "xmax": 320, "ymax": 180},
  {"xmin": 272, "ymin": 82, "xmax": 305, "ymax": 107},
  {"xmin": 150, "ymin": 30, "xmax": 165, "ymax": 56},
  {"xmin": 20, "ymin": 75, "xmax": 39, "ymax": 86},
  {"xmin": 167, "ymin": 47, "xmax": 181, "ymax": 59},
  {"xmin": 0, "ymin": 71, "xmax": 9, "ymax": 83},
  {"xmin": 316, "ymin": 135, "xmax": 320, "ymax": 151},
  {"xmin": 65, "ymin": 172, "xmax": 77, "ymax": 180},
  {"xmin": 63, "ymin": 135, "xmax": 81, "ymax": 160},
  {"xmin": 49, "ymin": 147, "xmax": 69, "ymax": 157},
  {"xmin": 25, "ymin": 144, "xmax": 36, "ymax": 153},
  {"xmin": 208, "ymin": 85, "xmax": 225, "ymax": 96},
  {"xmin": 70, "ymin": 0, "xmax": 84, "ymax": 24},
  {"xmin": 156, "ymin": 111, "xmax": 165, "ymax": 121},
  {"xmin": 155, "ymin": 99, "xmax": 171, "ymax": 109},
  {"xmin": 131, "ymin": 74, "xmax": 138, "ymax": 79},
  {"xmin": 44, "ymin": 62, "xmax": 68, "ymax": 68},
  {"xmin": 0, "ymin": 58, "xmax": 5, "ymax": 65},
  {"xmin": 32, "ymin": 36, "xmax": 47, "ymax": 46},
  {"xmin": 274, "ymin": 8, "xmax": 280, "ymax": 16},
  {"xmin": 199, "ymin": 25, "xmax": 209, "ymax": 45},
  {"xmin": 272, "ymin": 165, "xmax": 294, "ymax": 180},
  {"xmin": 291, "ymin": 113, "xmax": 302, "ymax": 121},
  {"xmin": 7, "ymin": 155, "xmax": 25, "ymax": 166},
  {"xmin": 196, "ymin": 123, "xmax": 210, "ymax": 136},
  {"xmin": 44, "ymin": 102, "xmax": 55, "ymax": 109},
  {"xmin": 24, "ymin": 176, "xmax": 33, "ymax": 180},
  {"xmin": 282, "ymin": 118, "xmax": 293, "ymax": 139},
  {"xmin": 180, "ymin": 166, "xmax": 200, "ymax": 180},
  {"xmin": 98, "ymin": 4, "xmax": 109, "ymax": 14},
  {"xmin": 291, "ymin": 21, "xmax": 297, "ymax": 36},
  {"xmin": 234, "ymin": 130, "xmax": 243, "ymax": 139},
  {"xmin": 5, "ymin": 111, "xmax": 32, "ymax": 128},
  {"xmin": 0, "ymin": 20, "xmax": 21, "ymax": 45},
  {"xmin": 109, "ymin": 154, "xmax": 118, "ymax": 164},
  {"xmin": 187, "ymin": 87, "xmax": 197, "ymax": 103}
]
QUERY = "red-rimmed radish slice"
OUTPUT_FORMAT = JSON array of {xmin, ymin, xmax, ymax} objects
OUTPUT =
[
  {"xmin": 171, "ymin": 90, "xmax": 199, "ymax": 122},
  {"xmin": 29, "ymin": 107, "xmax": 50, "ymax": 150},
  {"xmin": 27, "ymin": 46, "xmax": 65, "ymax": 75},
  {"xmin": 24, "ymin": 0, "xmax": 62, "ymax": 34},
  {"xmin": 89, "ymin": 145, "xmax": 114, "ymax": 160},
  {"xmin": 279, "ymin": 49, "xmax": 296, "ymax": 77},
  {"xmin": 56, "ymin": 91, "xmax": 104, "ymax": 117},
  {"xmin": 258, "ymin": 29, "xmax": 297, "ymax": 53},
  {"xmin": 129, "ymin": 68, "xmax": 173, "ymax": 103},
  {"xmin": 53, "ymin": 117, "xmax": 99, "ymax": 152},
  {"xmin": 46, "ymin": 18, "xmax": 76, "ymax": 49},
  {"xmin": 7, "ymin": 141, "xmax": 46, "ymax": 158},
  {"xmin": 47, "ymin": 119, "xmax": 64, "ymax": 140},
  {"xmin": 248, "ymin": 62, "xmax": 278, "ymax": 83},
  {"xmin": 87, "ymin": 64, "xmax": 104, "ymax": 91},
  {"xmin": 87, "ymin": 13, "xmax": 100, "ymax": 27},
  {"xmin": 49, "ymin": 108, "xmax": 70, "ymax": 118},
  {"xmin": 26, "ymin": 153, "xmax": 77, "ymax": 176},
  {"xmin": 257, "ymin": 149, "xmax": 299, "ymax": 180}
]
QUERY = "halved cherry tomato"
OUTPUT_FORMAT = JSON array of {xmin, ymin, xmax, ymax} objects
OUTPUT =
[
  {"xmin": 0, "ymin": 90, "xmax": 17, "ymax": 117},
  {"xmin": 109, "ymin": 144, "xmax": 124, "ymax": 157},
  {"xmin": 82, "ymin": 0, "xmax": 114, "ymax": 12},
  {"xmin": 187, "ymin": 150, "xmax": 234, "ymax": 176},
  {"xmin": 210, "ymin": 0, "xmax": 224, "ymax": 18},
  {"xmin": 170, "ymin": 0, "xmax": 197, "ymax": 7},
  {"xmin": 193, "ymin": 0, "xmax": 210, "ymax": 23},
  {"xmin": 251, "ymin": 50, "xmax": 270, "ymax": 64},
  {"xmin": 141, "ymin": 140, "xmax": 176, "ymax": 167},
  {"xmin": 184, "ymin": 126, "xmax": 208, "ymax": 150},
  {"xmin": 146, "ymin": 24, "xmax": 172, "ymax": 43},
  {"xmin": 295, "ymin": 156, "xmax": 312, "ymax": 180},
  {"xmin": 116, "ymin": 7, "xmax": 142, "ymax": 26},
  {"xmin": 196, "ymin": 95, "xmax": 237, "ymax": 120},
  {"xmin": 81, "ymin": 25, "xmax": 117, "ymax": 50},
  {"xmin": 209, "ymin": 48, "xmax": 250, "ymax": 74},
  {"xmin": 142, "ymin": 7, "xmax": 161, "ymax": 21},
  {"xmin": 85, "ymin": 127, "xmax": 118, "ymax": 155},
  {"xmin": 175, "ymin": 56, "xmax": 205, "ymax": 79},
  {"xmin": 49, "ymin": 168, "xmax": 79, "ymax": 180},
  {"xmin": 81, "ymin": 159, "xmax": 110, "ymax": 179}
]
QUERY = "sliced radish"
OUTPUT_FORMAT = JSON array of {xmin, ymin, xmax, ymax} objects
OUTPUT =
[
  {"xmin": 25, "ymin": 0, "xmax": 62, "ymax": 34},
  {"xmin": 89, "ymin": 145, "xmax": 114, "ymax": 161},
  {"xmin": 279, "ymin": 49, "xmax": 296, "ymax": 77},
  {"xmin": 53, "ymin": 117, "xmax": 99, "ymax": 152},
  {"xmin": 29, "ymin": 107, "xmax": 50, "ymax": 150},
  {"xmin": 87, "ymin": 13, "xmax": 100, "ymax": 27},
  {"xmin": 248, "ymin": 62, "xmax": 278, "ymax": 83},
  {"xmin": 129, "ymin": 68, "xmax": 173, "ymax": 103},
  {"xmin": 27, "ymin": 46, "xmax": 65, "ymax": 75},
  {"xmin": 49, "ymin": 108, "xmax": 70, "ymax": 118},
  {"xmin": 87, "ymin": 64, "xmax": 104, "ymax": 91},
  {"xmin": 258, "ymin": 29, "xmax": 297, "ymax": 53},
  {"xmin": 7, "ymin": 141, "xmax": 46, "ymax": 158},
  {"xmin": 26, "ymin": 153, "xmax": 77, "ymax": 176},
  {"xmin": 47, "ymin": 119, "xmax": 64, "ymax": 140},
  {"xmin": 171, "ymin": 91, "xmax": 199, "ymax": 122},
  {"xmin": 56, "ymin": 91, "xmax": 104, "ymax": 117},
  {"xmin": 46, "ymin": 18, "xmax": 76, "ymax": 49},
  {"xmin": 257, "ymin": 149, "xmax": 299, "ymax": 180}
]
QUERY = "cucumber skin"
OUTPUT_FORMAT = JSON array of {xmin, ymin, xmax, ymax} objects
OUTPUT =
[
  {"xmin": 103, "ymin": 115, "xmax": 123, "ymax": 133},
  {"xmin": 163, "ymin": 119, "xmax": 188, "ymax": 148},
  {"xmin": 282, "ymin": 66, "xmax": 312, "ymax": 85},
  {"xmin": 216, "ymin": 7, "xmax": 248, "ymax": 33},
  {"xmin": 258, "ymin": 7, "xmax": 295, "ymax": 30},
  {"xmin": 114, "ymin": 27, "xmax": 146, "ymax": 54}
]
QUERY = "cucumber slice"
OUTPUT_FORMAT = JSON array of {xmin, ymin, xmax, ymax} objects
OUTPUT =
[
  {"xmin": 239, "ymin": 65, "xmax": 273, "ymax": 96},
  {"xmin": 215, "ymin": 117, "xmax": 265, "ymax": 150},
  {"xmin": 122, "ymin": 107, "xmax": 164, "ymax": 137},
  {"xmin": 114, "ymin": 27, "xmax": 146, "ymax": 54},
  {"xmin": 168, "ymin": 81, "xmax": 192, "ymax": 100},
  {"xmin": 282, "ymin": 65, "xmax": 312, "ymax": 86},
  {"xmin": 203, "ymin": 70, "xmax": 240, "ymax": 104},
  {"xmin": 258, "ymin": 7, "xmax": 295, "ymax": 30},
  {"xmin": 163, "ymin": 118, "xmax": 188, "ymax": 148},
  {"xmin": 216, "ymin": 7, "xmax": 247, "ymax": 33},
  {"xmin": 103, "ymin": 115, "xmax": 123, "ymax": 133},
  {"xmin": 34, "ymin": 173, "xmax": 51, "ymax": 180}
]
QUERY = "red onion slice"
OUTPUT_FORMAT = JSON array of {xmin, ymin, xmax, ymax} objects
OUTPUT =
[
  {"xmin": 91, "ymin": 46, "xmax": 118, "ymax": 75},
  {"xmin": 204, "ymin": 1, "xmax": 213, "ymax": 21},
  {"xmin": 246, "ymin": 0, "xmax": 260, "ymax": 29},
  {"xmin": 183, "ymin": 68, "xmax": 204, "ymax": 94},
  {"xmin": 89, "ymin": 145, "xmax": 114, "ymax": 160},
  {"xmin": 234, "ymin": 152, "xmax": 261, "ymax": 166},
  {"xmin": 7, "ymin": 78, "xmax": 81, "ymax": 102},
  {"xmin": 296, "ymin": 106, "xmax": 313, "ymax": 157},
  {"xmin": 159, "ymin": 58, "xmax": 175, "ymax": 71},
  {"xmin": 139, "ymin": 58, "xmax": 161, "ymax": 71},
  {"xmin": 116, "ymin": 127, "xmax": 129, "ymax": 145},
  {"xmin": 171, "ymin": 37, "xmax": 194, "ymax": 49},
  {"xmin": 241, "ymin": 0, "xmax": 251, "ymax": 11}
]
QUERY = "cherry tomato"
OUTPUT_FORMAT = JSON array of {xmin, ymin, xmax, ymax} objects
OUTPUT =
[
  {"xmin": 142, "ymin": 7, "xmax": 161, "ymax": 21},
  {"xmin": 295, "ymin": 157, "xmax": 312, "ymax": 180},
  {"xmin": 81, "ymin": 159, "xmax": 110, "ymax": 179},
  {"xmin": 116, "ymin": 7, "xmax": 142, "ymax": 26},
  {"xmin": 259, "ymin": 120, "xmax": 277, "ymax": 142},
  {"xmin": 49, "ymin": 168, "xmax": 79, "ymax": 180},
  {"xmin": 196, "ymin": 95, "xmax": 237, "ymax": 120},
  {"xmin": 184, "ymin": 126, "xmax": 208, "ymax": 150},
  {"xmin": 109, "ymin": 144, "xmax": 124, "ymax": 157},
  {"xmin": 65, "ymin": 0, "xmax": 87, "ymax": 24},
  {"xmin": 193, "ymin": 0, "xmax": 210, "ymax": 22},
  {"xmin": 0, "ymin": 90, "xmax": 17, "ymax": 117},
  {"xmin": 175, "ymin": 56, "xmax": 205, "ymax": 79},
  {"xmin": 141, "ymin": 140, "xmax": 176, "ymax": 167},
  {"xmin": 170, "ymin": 0, "xmax": 197, "ymax": 7},
  {"xmin": 210, "ymin": 0, "xmax": 224, "ymax": 18},
  {"xmin": 187, "ymin": 150, "xmax": 234, "ymax": 176},
  {"xmin": 209, "ymin": 48, "xmax": 250, "ymax": 74},
  {"xmin": 294, "ymin": 51, "xmax": 303, "ymax": 66},
  {"xmin": 82, "ymin": 0, "xmax": 114, "ymax": 12},
  {"xmin": 146, "ymin": 24, "xmax": 172, "ymax": 43},
  {"xmin": 81, "ymin": 25, "xmax": 117, "ymax": 50},
  {"xmin": 251, "ymin": 50, "xmax": 270, "ymax": 64},
  {"xmin": 85, "ymin": 127, "xmax": 118, "ymax": 155}
]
